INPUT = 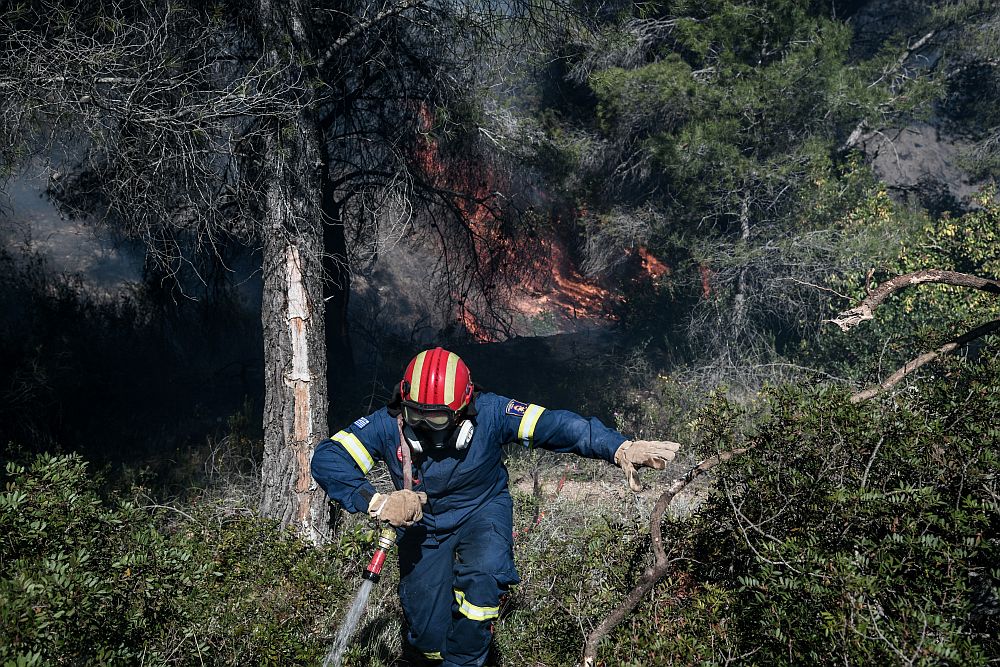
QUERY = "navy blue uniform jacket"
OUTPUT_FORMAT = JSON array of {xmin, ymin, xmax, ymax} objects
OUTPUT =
[{"xmin": 311, "ymin": 392, "xmax": 628, "ymax": 534}]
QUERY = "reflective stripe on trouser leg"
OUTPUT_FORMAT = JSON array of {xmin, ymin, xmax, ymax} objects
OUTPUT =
[
  {"xmin": 397, "ymin": 529, "xmax": 453, "ymax": 658},
  {"xmin": 443, "ymin": 609, "xmax": 495, "ymax": 667},
  {"xmin": 454, "ymin": 589, "xmax": 499, "ymax": 621},
  {"xmin": 444, "ymin": 497, "xmax": 520, "ymax": 667}
]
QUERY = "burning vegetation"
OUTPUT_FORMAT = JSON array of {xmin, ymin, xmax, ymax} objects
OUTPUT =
[{"xmin": 412, "ymin": 105, "xmax": 679, "ymax": 340}]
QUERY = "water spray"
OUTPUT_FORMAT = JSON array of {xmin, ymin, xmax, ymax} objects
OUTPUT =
[
  {"xmin": 323, "ymin": 525, "xmax": 398, "ymax": 667},
  {"xmin": 324, "ymin": 416, "xmax": 414, "ymax": 667}
]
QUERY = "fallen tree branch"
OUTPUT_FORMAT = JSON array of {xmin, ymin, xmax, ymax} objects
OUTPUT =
[
  {"xmin": 850, "ymin": 317, "xmax": 1000, "ymax": 403},
  {"xmin": 581, "ymin": 447, "xmax": 751, "ymax": 667},
  {"xmin": 827, "ymin": 269, "xmax": 1000, "ymax": 332},
  {"xmin": 828, "ymin": 269, "xmax": 1000, "ymax": 401},
  {"xmin": 582, "ymin": 268, "xmax": 998, "ymax": 664}
]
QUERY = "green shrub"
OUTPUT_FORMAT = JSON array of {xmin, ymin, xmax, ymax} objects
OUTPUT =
[
  {"xmin": 0, "ymin": 454, "xmax": 352, "ymax": 666},
  {"xmin": 648, "ymin": 361, "xmax": 999, "ymax": 665},
  {"xmin": 5, "ymin": 352, "xmax": 998, "ymax": 666},
  {"xmin": 809, "ymin": 186, "xmax": 1000, "ymax": 383},
  {"xmin": 498, "ymin": 354, "xmax": 999, "ymax": 666}
]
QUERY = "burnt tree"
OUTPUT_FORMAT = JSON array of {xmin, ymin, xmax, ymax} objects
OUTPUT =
[
  {"xmin": 255, "ymin": 0, "xmax": 330, "ymax": 540},
  {"xmin": 0, "ymin": 0, "xmax": 556, "ymax": 539}
]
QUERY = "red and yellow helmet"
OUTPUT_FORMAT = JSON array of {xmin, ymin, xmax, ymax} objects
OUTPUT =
[{"xmin": 399, "ymin": 347, "xmax": 473, "ymax": 429}]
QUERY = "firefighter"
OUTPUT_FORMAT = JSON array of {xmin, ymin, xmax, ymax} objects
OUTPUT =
[{"xmin": 311, "ymin": 347, "xmax": 680, "ymax": 667}]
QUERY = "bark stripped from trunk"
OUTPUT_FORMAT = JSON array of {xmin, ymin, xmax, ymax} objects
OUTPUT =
[
  {"xmin": 261, "ymin": 224, "xmax": 330, "ymax": 543},
  {"xmin": 260, "ymin": 196, "xmax": 330, "ymax": 542}
]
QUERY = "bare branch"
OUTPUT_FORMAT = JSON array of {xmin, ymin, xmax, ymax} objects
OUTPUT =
[
  {"xmin": 827, "ymin": 269, "xmax": 1000, "ymax": 332},
  {"xmin": 581, "ymin": 447, "xmax": 752, "ymax": 667},
  {"xmin": 319, "ymin": 0, "xmax": 428, "ymax": 66},
  {"xmin": 850, "ymin": 317, "xmax": 1000, "ymax": 403}
]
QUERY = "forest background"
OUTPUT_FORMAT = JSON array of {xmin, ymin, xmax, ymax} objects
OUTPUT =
[{"xmin": 1, "ymin": 0, "xmax": 998, "ymax": 664}]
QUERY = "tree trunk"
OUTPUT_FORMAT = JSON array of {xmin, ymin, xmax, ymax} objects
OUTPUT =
[
  {"xmin": 257, "ymin": 0, "xmax": 330, "ymax": 543},
  {"xmin": 321, "ymin": 164, "xmax": 355, "ymax": 393}
]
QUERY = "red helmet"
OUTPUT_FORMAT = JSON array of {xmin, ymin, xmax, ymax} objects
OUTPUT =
[{"xmin": 399, "ymin": 348, "xmax": 473, "ymax": 429}]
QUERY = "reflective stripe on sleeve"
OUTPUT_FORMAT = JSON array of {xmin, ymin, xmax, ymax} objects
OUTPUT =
[
  {"xmin": 517, "ymin": 403, "xmax": 545, "ymax": 447},
  {"xmin": 454, "ymin": 589, "xmax": 499, "ymax": 621},
  {"xmin": 423, "ymin": 652, "xmax": 443, "ymax": 660},
  {"xmin": 332, "ymin": 430, "xmax": 374, "ymax": 473}
]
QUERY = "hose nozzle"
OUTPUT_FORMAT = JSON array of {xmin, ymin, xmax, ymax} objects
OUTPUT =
[{"xmin": 362, "ymin": 526, "xmax": 397, "ymax": 583}]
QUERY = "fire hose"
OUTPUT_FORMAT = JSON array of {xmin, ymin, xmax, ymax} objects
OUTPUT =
[
  {"xmin": 360, "ymin": 414, "xmax": 412, "ymax": 582},
  {"xmin": 323, "ymin": 415, "xmax": 412, "ymax": 666}
]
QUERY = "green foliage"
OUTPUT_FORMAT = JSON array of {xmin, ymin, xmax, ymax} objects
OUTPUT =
[
  {"xmin": 589, "ymin": 54, "xmax": 698, "ymax": 136},
  {"xmin": 888, "ymin": 188, "xmax": 1000, "ymax": 347},
  {"xmin": 526, "ymin": 0, "xmax": 949, "ymax": 377},
  {"xmin": 0, "ymin": 454, "xmax": 351, "ymax": 666},
  {"xmin": 540, "ymin": 1, "xmax": 893, "ymax": 219},
  {"xmin": 665, "ymin": 359, "xmax": 999, "ymax": 665},
  {"xmin": 810, "ymin": 186, "xmax": 1000, "ymax": 381},
  {"xmin": 498, "ymin": 355, "xmax": 1000, "ymax": 665}
]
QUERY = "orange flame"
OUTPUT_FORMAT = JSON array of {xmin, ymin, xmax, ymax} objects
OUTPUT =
[
  {"xmin": 637, "ymin": 247, "xmax": 670, "ymax": 280},
  {"xmin": 516, "ymin": 233, "xmax": 615, "ymax": 322},
  {"xmin": 413, "ymin": 104, "xmax": 616, "ymax": 338}
]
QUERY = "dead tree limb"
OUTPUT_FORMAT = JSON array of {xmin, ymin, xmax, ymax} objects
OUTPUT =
[
  {"xmin": 850, "ymin": 317, "xmax": 1000, "ymax": 403},
  {"xmin": 827, "ymin": 269, "xmax": 1000, "ymax": 332},
  {"xmin": 827, "ymin": 269, "xmax": 1000, "ymax": 402},
  {"xmin": 581, "ymin": 447, "xmax": 751, "ymax": 667}
]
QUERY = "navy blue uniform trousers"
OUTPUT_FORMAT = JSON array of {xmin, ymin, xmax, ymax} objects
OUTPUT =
[{"xmin": 397, "ymin": 494, "xmax": 519, "ymax": 667}]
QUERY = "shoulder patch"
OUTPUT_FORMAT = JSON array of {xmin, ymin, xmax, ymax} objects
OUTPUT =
[
  {"xmin": 352, "ymin": 416, "xmax": 370, "ymax": 430},
  {"xmin": 505, "ymin": 400, "xmax": 528, "ymax": 417}
]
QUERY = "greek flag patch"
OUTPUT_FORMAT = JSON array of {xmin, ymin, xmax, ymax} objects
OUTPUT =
[
  {"xmin": 352, "ymin": 416, "xmax": 370, "ymax": 430},
  {"xmin": 505, "ymin": 400, "xmax": 528, "ymax": 416}
]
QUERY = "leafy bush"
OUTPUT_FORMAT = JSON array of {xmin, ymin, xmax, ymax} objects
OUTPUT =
[
  {"xmin": 5, "ymin": 353, "xmax": 998, "ymax": 666},
  {"xmin": 0, "ymin": 454, "xmax": 352, "ymax": 666},
  {"xmin": 810, "ymin": 186, "xmax": 1000, "ymax": 383},
  {"xmin": 499, "ymin": 354, "xmax": 999, "ymax": 665},
  {"xmin": 652, "ymin": 360, "xmax": 999, "ymax": 665}
]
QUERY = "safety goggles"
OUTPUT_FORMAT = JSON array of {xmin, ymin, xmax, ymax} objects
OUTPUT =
[{"xmin": 402, "ymin": 404, "xmax": 455, "ymax": 431}]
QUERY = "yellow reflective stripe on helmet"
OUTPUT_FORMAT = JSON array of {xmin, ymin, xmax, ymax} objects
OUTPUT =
[
  {"xmin": 409, "ymin": 351, "xmax": 427, "ymax": 402},
  {"xmin": 454, "ymin": 589, "xmax": 499, "ymax": 621},
  {"xmin": 332, "ymin": 430, "xmax": 374, "ymax": 473},
  {"xmin": 423, "ymin": 651, "xmax": 443, "ymax": 660},
  {"xmin": 517, "ymin": 403, "xmax": 545, "ymax": 447},
  {"xmin": 443, "ymin": 352, "xmax": 459, "ymax": 406}
]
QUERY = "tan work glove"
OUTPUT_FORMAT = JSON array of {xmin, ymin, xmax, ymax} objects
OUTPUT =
[
  {"xmin": 367, "ymin": 489, "xmax": 428, "ymax": 527},
  {"xmin": 614, "ymin": 440, "xmax": 681, "ymax": 492}
]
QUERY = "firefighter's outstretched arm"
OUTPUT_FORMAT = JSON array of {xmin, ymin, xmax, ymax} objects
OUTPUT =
[{"xmin": 497, "ymin": 395, "xmax": 681, "ymax": 491}]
